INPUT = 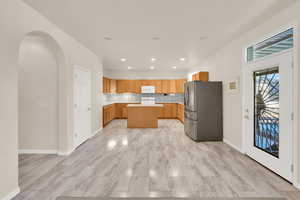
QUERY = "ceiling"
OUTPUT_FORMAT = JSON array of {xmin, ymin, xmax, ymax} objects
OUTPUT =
[{"xmin": 23, "ymin": 0, "xmax": 296, "ymax": 73}]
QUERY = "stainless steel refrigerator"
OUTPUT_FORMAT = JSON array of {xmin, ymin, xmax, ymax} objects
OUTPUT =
[{"xmin": 184, "ymin": 81, "xmax": 223, "ymax": 141}]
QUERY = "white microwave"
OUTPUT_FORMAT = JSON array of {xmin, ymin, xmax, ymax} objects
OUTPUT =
[{"xmin": 141, "ymin": 86, "xmax": 155, "ymax": 93}]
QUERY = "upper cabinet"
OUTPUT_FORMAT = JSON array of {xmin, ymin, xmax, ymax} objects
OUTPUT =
[
  {"xmin": 175, "ymin": 79, "xmax": 187, "ymax": 93},
  {"xmin": 103, "ymin": 77, "xmax": 187, "ymax": 94},
  {"xmin": 103, "ymin": 77, "xmax": 117, "ymax": 93},
  {"xmin": 116, "ymin": 80, "xmax": 129, "ymax": 93},
  {"xmin": 192, "ymin": 72, "xmax": 209, "ymax": 81}
]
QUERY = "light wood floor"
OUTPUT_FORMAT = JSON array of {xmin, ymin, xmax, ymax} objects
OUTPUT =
[{"xmin": 14, "ymin": 120, "xmax": 300, "ymax": 200}]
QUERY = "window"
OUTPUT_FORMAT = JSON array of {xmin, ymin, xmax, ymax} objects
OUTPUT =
[{"xmin": 247, "ymin": 28, "xmax": 293, "ymax": 62}]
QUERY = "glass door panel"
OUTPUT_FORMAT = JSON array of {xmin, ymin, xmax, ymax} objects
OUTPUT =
[{"xmin": 253, "ymin": 68, "xmax": 279, "ymax": 158}]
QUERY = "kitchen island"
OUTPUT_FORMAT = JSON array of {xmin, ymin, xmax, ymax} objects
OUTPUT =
[{"xmin": 127, "ymin": 104, "xmax": 163, "ymax": 128}]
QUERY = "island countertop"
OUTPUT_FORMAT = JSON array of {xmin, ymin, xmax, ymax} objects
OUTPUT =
[{"xmin": 127, "ymin": 104, "xmax": 164, "ymax": 107}]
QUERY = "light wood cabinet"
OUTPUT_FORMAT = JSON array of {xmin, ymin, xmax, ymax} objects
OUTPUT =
[
  {"xmin": 110, "ymin": 79, "xmax": 116, "ymax": 93},
  {"xmin": 192, "ymin": 72, "xmax": 209, "ymax": 82},
  {"xmin": 155, "ymin": 80, "xmax": 162, "ymax": 93},
  {"xmin": 161, "ymin": 80, "xmax": 176, "ymax": 94},
  {"xmin": 116, "ymin": 80, "xmax": 129, "ymax": 93},
  {"xmin": 175, "ymin": 79, "xmax": 187, "ymax": 93},
  {"xmin": 159, "ymin": 103, "xmax": 177, "ymax": 118},
  {"xmin": 177, "ymin": 104, "xmax": 184, "ymax": 123},
  {"xmin": 103, "ymin": 77, "xmax": 110, "ymax": 93},
  {"xmin": 107, "ymin": 78, "xmax": 188, "ymax": 94},
  {"xmin": 103, "ymin": 104, "xmax": 115, "ymax": 126},
  {"xmin": 103, "ymin": 77, "xmax": 117, "ymax": 93},
  {"xmin": 114, "ymin": 103, "xmax": 129, "ymax": 119},
  {"xmin": 161, "ymin": 80, "xmax": 170, "ymax": 94},
  {"xmin": 104, "ymin": 103, "xmax": 183, "ymax": 126},
  {"xmin": 128, "ymin": 80, "xmax": 141, "ymax": 93}
]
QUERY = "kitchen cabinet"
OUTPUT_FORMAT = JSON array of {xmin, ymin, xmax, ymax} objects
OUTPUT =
[
  {"xmin": 175, "ymin": 79, "xmax": 187, "ymax": 93},
  {"xmin": 107, "ymin": 78, "xmax": 188, "ymax": 94},
  {"xmin": 110, "ymin": 79, "xmax": 116, "ymax": 93},
  {"xmin": 192, "ymin": 72, "xmax": 209, "ymax": 82},
  {"xmin": 114, "ymin": 103, "xmax": 129, "ymax": 119},
  {"xmin": 159, "ymin": 103, "xmax": 177, "ymax": 118},
  {"xmin": 162, "ymin": 80, "xmax": 176, "ymax": 94},
  {"xmin": 128, "ymin": 80, "xmax": 141, "ymax": 93},
  {"xmin": 155, "ymin": 80, "xmax": 162, "ymax": 93},
  {"xmin": 116, "ymin": 80, "xmax": 129, "ymax": 93},
  {"xmin": 103, "ymin": 104, "xmax": 115, "ymax": 126},
  {"xmin": 103, "ymin": 77, "xmax": 116, "ymax": 93},
  {"xmin": 177, "ymin": 104, "xmax": 184, "ymax": 123},
  {"xmin": 103, "ymin": 77, "xmax": 110, "ymax": 93}
]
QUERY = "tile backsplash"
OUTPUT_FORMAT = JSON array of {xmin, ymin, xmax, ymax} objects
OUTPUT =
[{"xmin": 103, "ymin": 93, "xmax": 184, "ymax": 103}]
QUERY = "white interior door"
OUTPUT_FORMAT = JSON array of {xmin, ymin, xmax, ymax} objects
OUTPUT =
[
  {"xmin": 244, "ymin": 51, "xmax": 293, "ymax": 181},
  {"xmin": 73, "ymin": 67, "xmax": 91, "ymax": 149}
]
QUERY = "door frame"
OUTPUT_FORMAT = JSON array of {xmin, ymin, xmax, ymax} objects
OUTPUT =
[
  {"xmin": 73, "ymin": 65, "xmax": 92, "ymax": 149},
  {"xmin": 242, "ymin": 23, "xmax": 299, "ymax": 186}
]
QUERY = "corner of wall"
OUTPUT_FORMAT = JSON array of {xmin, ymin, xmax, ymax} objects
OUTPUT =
[{"xmin": 0, "ymin": 187, "xmax": 20, "ymax": 200}]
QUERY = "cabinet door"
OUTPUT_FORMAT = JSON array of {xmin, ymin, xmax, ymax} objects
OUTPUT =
[
  {"xmin": 199, "ymin": 72, "xmax": 209, "ymax": 81},
  {"xmin": 115, "ymin": 104, "xmax": 121, "ymax": 118},
  {"xmin": 175, "ymin": 79, "xmax": 187, "ymax": 93},
  {"xmin": 117, "ymin": 80, "xmax": 129, "ymax": 93},
  {"xmin": 161, "ymin": 103, "xmax": 173, "ymax": 118},
  {"xmin": 141, "ymin": 80, "xmax": 154, "ymax": 86},
  {"xmin": 122, "ymin": 105, "xmax": 128, "ymax": 118},
  {"xmin": 103, "ymin": 77, "xmax": 108, "ymax": 93},
  {"xmin": 170, "ymin": 80, "xmax": 176, "ymax": 94},
  {"xmin": 134, "ymin": 80, "xmax": 141, "ymax": 93},
  {"xmin": 127, "ymin": 80, "xmax": 141, "ymax": 93},
  {"xmin": 162, "ymin": 80, "xmax": 170, "ymax": 93},
  {"xmin": 155, "ymin": 80, "xmax": 162, "ymax": 93},
  {"xmin": 110, "ymin": 79, "xmax": 116, "ymax": 93}
]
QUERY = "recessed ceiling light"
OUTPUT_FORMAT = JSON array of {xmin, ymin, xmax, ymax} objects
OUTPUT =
[
  {"xmin": 150, "ymin": 66, "xmax": 155, "ymax": 70},
  {"xmin": 180, "ymin": 58, "xmax": 186, "ymax": 61},
  {"xmin": 172, "ymin": 66, "xmax": 177, "ymax": 69},
  {"xmin": 151, "ymin": 58, "xmax": 156, "ymax": 62},
  {"xmin": 127, "ymin": 66, "xmax": 132, "ymax": 70},
  {"xmin": 121, "ymin": 58, "xmax": 127, "ymax": 62},
  {"xmin": 152, "ymin": 37, "xmax": 160, "ymax": 40},
  {"xmin": 104, "ymin": 36, "xmax": 112, "ymax": 40}
]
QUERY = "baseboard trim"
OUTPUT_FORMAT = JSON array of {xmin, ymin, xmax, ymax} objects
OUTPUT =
[
  {"xmin": 294, "ymin": 183, "xmax": 300, "ymax": 190},
  {"xmin": 223, "ymin": 139, "xmax": 244, "ymax": 153},
  {"xmin": 57, "ymin": 148, "xmax": 74, "ymax": 156},
  {"xmin": 0, "ymin": 187, "xmax": 20, "ymax": 200},
  {"xmin": 91, "ymin": 127, "xmax": 102, "ymax": 137},
  {"xmin": 18, "ymin": 149, "xmax": 58, "ymax": 154}
]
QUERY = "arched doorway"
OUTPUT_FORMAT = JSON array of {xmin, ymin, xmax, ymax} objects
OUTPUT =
[{"xmin": 18, "ymin": 31, "xmax": 66, "ymax": 153}]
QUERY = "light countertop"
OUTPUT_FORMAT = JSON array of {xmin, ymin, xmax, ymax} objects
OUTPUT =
[
  {"xmin": 127, "ymin": 104, "xmax": 164, "ymax": 107},
  {"xmin": 103, "ymin": 102, "xmax": 183, "ymax": 106}
]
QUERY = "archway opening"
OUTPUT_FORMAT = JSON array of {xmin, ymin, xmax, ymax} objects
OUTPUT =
[{"xmin": 18, "ymin": 31, "xmax": 65, "ymax": 153}]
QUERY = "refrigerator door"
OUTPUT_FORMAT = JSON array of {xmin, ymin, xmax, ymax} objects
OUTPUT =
[
  {"xmin": 184, "ymin": 82, "xmax": 196, "ymax": 112},
  {"xmin": 184, "ymin": 117, "xmax": 198, "ymax": 141}
]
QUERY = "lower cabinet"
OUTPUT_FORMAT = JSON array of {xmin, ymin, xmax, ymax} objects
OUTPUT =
[
  {"xmin": 103, "ymin": 103, "xmax": 184, "ymax": 126},
  {"xmin": 103, "ymin": 104, "xmax": 115, "ymax": 126},
  {"xmin": 177, "ymin": 104, "xmax": 184, "ymax": 122},
  {"xmin": 159, "ymin": 103, "xmax": 178, "ymax": 119}
]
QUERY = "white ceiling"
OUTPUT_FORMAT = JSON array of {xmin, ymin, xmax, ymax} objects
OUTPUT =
[{"xmin": 24, "ymin": 0, "xmax": 296, "ymax": 73}]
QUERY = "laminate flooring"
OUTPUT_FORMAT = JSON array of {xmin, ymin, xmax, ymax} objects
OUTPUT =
[{"xmin": 13, "ymin": 120, "xmax": 300, "ymax": 200}]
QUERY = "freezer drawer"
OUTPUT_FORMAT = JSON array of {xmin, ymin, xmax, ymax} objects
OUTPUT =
[{"xmin": 184, "ymin": 118, "xmax": 198, "ymax": 141}]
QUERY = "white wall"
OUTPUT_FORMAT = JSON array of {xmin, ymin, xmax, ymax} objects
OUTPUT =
[
  {"xmin": 104, "ymin": 69, "xmax": 188, "ymax": 79},
  {"xmin": 19, "ymin": 33, "xmax": 59, "ymax": 151},
  {"xmin": 0, "ymin": 1, "xmax": 20, "ymax": 198},
  {"xmin": 197, "ymin": 0, "xmax": 300, "ymax": 186},
  {"xmin": 19, "ymin": 2, "xmax": 103, "ymax": 154},
  {"xmin": 0, "ymin": 0, "xmax": 103, "ymax": 199}
]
